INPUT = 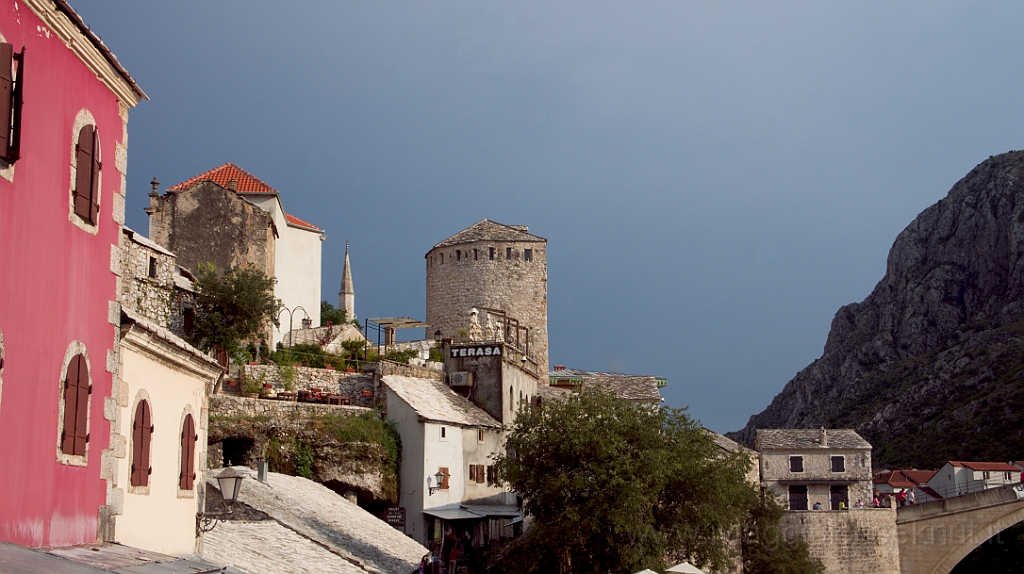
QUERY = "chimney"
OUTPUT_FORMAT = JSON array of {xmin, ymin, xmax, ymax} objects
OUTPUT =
[
  {"xmin": 820, "ymin": 427, "xmax": 828, "ymax": 446},
  {"xmin": 553, "ymin": 365, "xmax": 566, "ymax": 371}
]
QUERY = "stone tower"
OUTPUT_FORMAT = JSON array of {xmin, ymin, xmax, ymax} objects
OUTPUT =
[
  {"xmin": 339, "ymin": 241, "xmax": 355, "ymax": 320},
  {"xmin": 426, "ymin": 219, "xmax": 548, "ymax": 373}
]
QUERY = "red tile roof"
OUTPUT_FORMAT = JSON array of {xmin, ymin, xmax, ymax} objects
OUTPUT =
[
  {"xmin": 285, "ymin": 213, "xmax": 322, "ymax": 233},
  {"xmin": 874, "ymin": 469, "xmax": 938, "ymax": 488},
  {"xmin": 167, "ymin": 163, "xmax": 279, "ymax": 194},
  {"xmin": 949, "ymin": 461, "xmax": 1021, "ymax": 472}
]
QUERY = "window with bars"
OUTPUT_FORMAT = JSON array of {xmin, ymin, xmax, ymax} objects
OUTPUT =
[
  {"xmin": 61, "ymin": 354, "xmax": 90, "ymax": 457},
  {"xmin": 179, "ymin": 413, "xmax": 198, "ymax": 490},
  {"xmin": 131, "ymin": 400, "xmax": 153, "ymax": 487},
  {"xmin": 73, "ymin": 124, "xmax": 101, "ymax": 224}
]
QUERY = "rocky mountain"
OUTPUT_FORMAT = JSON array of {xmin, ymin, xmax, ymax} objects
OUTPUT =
[{"xmin": 729, "ymin": 151, "xmax": 1024, "ymax": 469}]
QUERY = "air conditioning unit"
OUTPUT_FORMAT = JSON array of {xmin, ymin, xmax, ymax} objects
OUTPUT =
[{"xmin": 448, "ymin": 371, "xmax": 473, "ymax": 387}]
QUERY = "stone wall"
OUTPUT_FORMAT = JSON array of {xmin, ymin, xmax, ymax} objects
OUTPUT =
[
  {"xmin": 114, "ymin": 229, "xmax": 195, "ymax": 339},
  {"xmin": 375, "ymin": 359, "xmax": 445, "ymax": 382},
  {"xmin": 426, "ymin": 237, "xmax": 548, "ymax": 373},
  {"xmin": 243, "ymin": 364, "xmax": 375, "ymax": 408},
  {"xmin": 209, "ymin": 394, "xmax": 371, "ymax": 420},
  {"xmin": 779, "ymin": 508, "xmax": 900, "ymax": 574}
]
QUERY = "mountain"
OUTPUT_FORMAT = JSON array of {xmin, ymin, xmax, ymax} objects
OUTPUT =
[{"xmin": 728, "ymin": 151, "xmax": 1024, "ymax": 469}]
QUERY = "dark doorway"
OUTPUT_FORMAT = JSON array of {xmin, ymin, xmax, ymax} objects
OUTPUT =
[
  {"xmin": 221, "ymin": 437, "xmax": 254, "ymax": 467},
  {"xmin": 830, "ymin": 485, "xmax": 848, "ymax": 510},
  {"xmin": 789, "ymin": 485, "xmax": 808, "ymax": 510}
]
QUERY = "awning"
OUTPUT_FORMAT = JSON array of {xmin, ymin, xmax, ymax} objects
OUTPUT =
[
  {"xmin": 460, "ymin": 505, "xmax": 522, "ymax": 518},
  {"xmin": 423, "ymin": 508, "xmax": 484, "ymax": 520}
]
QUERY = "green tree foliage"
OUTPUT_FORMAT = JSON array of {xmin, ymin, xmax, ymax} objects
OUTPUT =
[
  {"xmin": 320, "ymin": 300, "xmax": 358, "ymax": 327},
  {"xmin": 742, "ymin": 493, "xmax": 824, "ymax": 574},
  {"xmin": 492, "ymin": 388, "xmax": 756, "ymax": 574},
  {"xmin": 190, "ymin": 264, "xmax": 281, "ymax": 355}
]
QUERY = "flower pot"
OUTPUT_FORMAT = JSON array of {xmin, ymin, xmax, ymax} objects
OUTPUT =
[{"xmin": 242, "ymin": 392, "xmax": 259, "ymax": 399}]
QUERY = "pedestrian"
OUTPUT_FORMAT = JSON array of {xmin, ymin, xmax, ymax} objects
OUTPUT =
[
  {"xmin": 812, "ymin": 501, "xmax": 823, "ymax": 510},
  {"xmin": 839, "ymin": 500, "xmax": 846, "ymax": 510},
  {"xmin": 897, "ymin": 490, "xmax": 907, "ymax": 507},
  {"xmin": 855, "ymin": 499, "xmax": 864, "ymax": 509},
  {"xmin": 907, "ymin": 489, "xmax": 916, "ymax": 504},
  {"xmin": 873, "ymin": 496, "xmax": 880, "ymax": 508}
]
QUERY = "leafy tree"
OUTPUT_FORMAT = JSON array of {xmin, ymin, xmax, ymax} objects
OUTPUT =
[
  {"xmin": 190, "ymin": 263, "xmax": 281, "ymax": 356},
  {"xmin": 492, "ymin": 388, "xmax": 754, "ymax": 574},
  {"xmin": 320, "ymin": 300, "xmax": 358, "ymax": 327},
  {"xmin": 742, "ymin": 492, "xmax": 824, "ymax": 574}
]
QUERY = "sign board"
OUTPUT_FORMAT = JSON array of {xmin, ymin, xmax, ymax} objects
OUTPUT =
[
  {"xmin": 450, "ymin": 344, "xmax": 501, "ymax": 358},
  {"xmin": 1014, "ymin": 484, "xmax": 1024, "ymax": 500},
  {"xmin": 385, "ymin": 507, "xmax": 406, "ymax": 531}
]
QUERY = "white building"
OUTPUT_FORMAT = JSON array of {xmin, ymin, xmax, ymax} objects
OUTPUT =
[
  {"xmin": 926, "ymin": 461, "xmax": 1023, "ymax": 498},
  {"xmin": 379, "ymin": 374, "xmax": 518, "ymax": 549}
]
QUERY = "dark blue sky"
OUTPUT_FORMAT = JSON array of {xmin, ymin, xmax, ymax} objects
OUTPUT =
[{"xmin": 72, "ymin": 1, "xmax": 1024, "ymax": 433}]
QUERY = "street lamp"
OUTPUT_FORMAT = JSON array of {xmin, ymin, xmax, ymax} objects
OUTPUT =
[
  {"xmin": 277, "ymin": 305, "xmax": 310, "ymax": 348},
  {"xmin": 434, "ymin": 330, "xmax": 442, "ymax": 344},
  {"xmin": 428, "ymin": 470, "xmax": 446, "ymax": 495},
  {"xmin": 197, "ymin": 468, "xmax": 247, "ymax": 535}
]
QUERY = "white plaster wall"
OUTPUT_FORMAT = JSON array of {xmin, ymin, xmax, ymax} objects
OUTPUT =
[
  {"xmin": 273, "ymin": 223, "xmax": 322, "ymax": 346},
  {"xmin": 502, "ymin": 362, "xmax": 538, "ymax": 426},
  {"xmin": 422, "ymin": 421, "xmax": 466, "ymax": 511},
  {"xmin": 385, "ymin": 387, "xmax": 427, "ymax": 543},
  {"xmin": 116, "ymin": 347, "xmax": 207, "ymax": 555},
  {"xmin": 460, "ymin": 428, "xmax": 506, "ymax": 504}
]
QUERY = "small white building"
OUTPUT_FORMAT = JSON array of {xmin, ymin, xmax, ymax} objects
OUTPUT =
[
  {"xmin": 926, "ymin": 461, "xmax": 1023, "ymax": 498},
  {"xmin": 379, "ymin": 374, "xmax": 518, "ymax": 549}
]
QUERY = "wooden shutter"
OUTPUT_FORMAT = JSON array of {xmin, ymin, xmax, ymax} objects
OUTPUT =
[
  {"xmin": 61, "ymin": 355, "xmax": 82, "ymax": 455},
  {"xmin": 72, "ymin": 356, "xmax": 90, "ymax": 456},
  {"xmin": 88, "ymin": 127, "xmax": 100, "ymax": 222},
  {"xmin": 469, "ymin": 464, "xmax": 476, "ymax": 481},
  {"xmin": 131, "ymin": 401, "xmax": 152, "ymax": 487},
  {"xmin": 476, "ymin": 464, "xmax": 485, "ymax": 484},
  {"xmin": 0, "ymin": 43, "xmax": 12, "ymax": 158},
  {"xmin": 440, "ymin": 467, "xmax": 449, "ymax": 489},
  {"xmin": 74, "ymin": 125, "xmax": 94, "ymax": 220},
  {"xmin": 180, "ymin": 414, "xmax": 198, "ymax": 490}
]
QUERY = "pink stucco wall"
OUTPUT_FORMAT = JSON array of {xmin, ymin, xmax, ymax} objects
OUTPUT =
[{"xmin": 0, "ymin": 1, "xmax": 130, "ymax": 547}]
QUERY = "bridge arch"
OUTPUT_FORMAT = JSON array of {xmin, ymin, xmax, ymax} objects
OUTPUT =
[{"xmin": 897, "ymin": 484, "xmax": 1024, "ymax": 574}]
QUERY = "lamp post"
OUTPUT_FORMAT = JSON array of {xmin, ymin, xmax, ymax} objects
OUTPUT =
[
  {"xmin": 197, "ymin": 467, "xmax": 247, "ymax": 536},
  {"xmin": 277, "ymin": 305, "xmax": 310, "ymax": 348},
  {"xmin": 428, "ymin": 470, "xmax": 446, "ymax": 495}
]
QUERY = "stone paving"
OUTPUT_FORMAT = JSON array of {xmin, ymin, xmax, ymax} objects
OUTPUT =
[{"xmin": 204, "ymin": 468, "xmax": 426, "ymax": 574}]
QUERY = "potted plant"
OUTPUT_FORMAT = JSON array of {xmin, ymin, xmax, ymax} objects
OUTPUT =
[{"xmin": 241, "ymin": 376, "xmax": 262, "ymax": 398}]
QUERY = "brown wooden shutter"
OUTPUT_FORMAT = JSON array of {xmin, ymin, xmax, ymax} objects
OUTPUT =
[
  {"xmin": 72, "ymin": 356, "xmax": 90, "ymax": 455},
  {"xmin": 476, "ymin": 464, "xmax": 485, "ymax": 483},
  {"xmin": 74, "ymin": 125, "xmax": 94, "ymax": 220},
  {"xmin": 89, "ymin": 127, "xmax": 100, "ymax": 222},
  {"xmin": 132, "ymin": 401, "xmax": 152, "ymax": 486},
  {"xmin": 180, "ymin": 414, "xmax": 197, "ymax": 490},
  {"xmin": 440, "ymin": 467, "xmax": 449, "ymax": 489},
  {"xmin": 0, "ymin": 43, "xmax": 12, "ymax": 158},
  {"xmin": 61, "ymin": 355, "xmax": 82, "ymax": 455},
  {"xmin": 468, "ymin": 464, "xmax": 476, "ymax": 481}
]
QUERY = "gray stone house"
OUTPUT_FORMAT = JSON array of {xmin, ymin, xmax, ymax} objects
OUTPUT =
[{"xmin": 756, "ymin": 428, "xmax": 873, "ymax": 510}]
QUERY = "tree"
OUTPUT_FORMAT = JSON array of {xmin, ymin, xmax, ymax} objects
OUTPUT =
[
  {"xmin": 742, "ymin": 492, "xmax": 824, "ymax": 574},
  {"xmin": 492, "ymin": 388, "xmax": 756, "ymax": 574},
  {"xmin": 189, "ymin": 263, "xmax": 281, "ymax": 355},
  {"xmin": 320, "ymin": 300, "xmax": 358, "ymax": 328}
]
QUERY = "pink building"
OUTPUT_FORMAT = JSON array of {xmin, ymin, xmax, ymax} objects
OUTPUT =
[{"xmin": 0, "ymin": 0, "xmax": 145, "ymax": 547}]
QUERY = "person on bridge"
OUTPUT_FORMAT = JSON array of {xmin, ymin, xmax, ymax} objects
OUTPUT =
[
  {"xmin": 907, "ymin": 489, "xmax": 916, "ymax": 504},
  {"xmin": 812, "ymin": 502, "xmax": 823, "ymax": 510}
]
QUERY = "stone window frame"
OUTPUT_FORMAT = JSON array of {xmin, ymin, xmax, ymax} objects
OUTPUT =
[
  {"xmin": 67, "ymin": 108, "xmax": 102, "ymax": 236},
  {"xmin": 830, "ymin": 455, "xmax": 845, "ymax": 473},
  {"xmin": 789, "ymin": 455, "xmax": 804, "ymax": 473},
  {"xmin": 55, "ymin": 341, "xmax": 92, "ymax": 467},
  {"xmin": 176, "ymin": 405, "xmax": 198, "ymax": 499},
  {"xmin": 439, "ymin": 425, "xmax": 447, "ymax": 442},
  {"xmin": 127, "ymin": 389, "xmax": 153, "ymax": 495}
]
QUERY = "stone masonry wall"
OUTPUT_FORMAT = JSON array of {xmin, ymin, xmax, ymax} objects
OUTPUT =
[
  {"xmin": 117, "ymin": 232, "xmax": 177, "ymax": 326},
  {"xmin": 426, "ymin": 238, "xmax": 548, "ymax": 373},
  {"xmin": 762, "ymin": 448, "xmax": 874, "ymax": 507},
  {"xmin": 779, "ymin": 508, "xmax": 900, "ymax": 574},
  {"xmin": 209, "ymin": 394, "xmax": 371, "ymax": 420},
  {"xmin": 243, "ymin": 364, "xmax": 375, "ymax": 408}
]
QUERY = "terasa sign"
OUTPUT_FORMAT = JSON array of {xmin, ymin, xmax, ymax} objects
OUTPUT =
[{"xmin": 450, "ymin": 345, "xmax": 502, "ymax": 358}]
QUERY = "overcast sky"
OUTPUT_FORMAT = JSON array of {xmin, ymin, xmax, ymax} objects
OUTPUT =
[{"xmin": 72, "ymin": 1, "xmax": 1024, "ymax": 433}]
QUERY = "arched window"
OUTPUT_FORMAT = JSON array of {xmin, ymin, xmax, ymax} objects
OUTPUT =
[
  {"xmin": 131, "ymin": 400, "xmax": 153, "ymax": 487},
  {"xmin": 61, "ymin": 354, "xmax": 90, "ymax": 456},
  {"xmin": 179, "ymin": 413, "xmax": 198, "ymax": 490},
  {"xmin": 72, "ymin": 124, "xmax": 100, "ymax": 223}
]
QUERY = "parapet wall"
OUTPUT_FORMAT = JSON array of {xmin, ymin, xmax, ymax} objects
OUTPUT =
[
  {"xmin": 779, "ymin": 508, "xmax": 899, "ymax": 574},
  {"xmin": 244, "ymin": 364, "xmax": 374, "ymax": 407}
]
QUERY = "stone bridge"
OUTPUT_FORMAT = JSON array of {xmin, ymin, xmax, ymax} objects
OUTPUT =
[{"xmin": 897, "ymin": 483, "xmax": 1024, "ymax": 574}]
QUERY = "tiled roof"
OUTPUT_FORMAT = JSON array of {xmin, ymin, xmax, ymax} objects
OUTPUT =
[
  {"xmin": 949, "ymin": 461, "xmax": 1021, "ymax": 472},
  {"xmin": 382, "ymin": 375, "xmax": 501, "ymax": 429},
  {"xmin": 285, "ymin": 213, "xmax": 323, "ymax": 232},
  {"xmin": 549, "ymin": 368, "xmax": 662, "ymax": 402},
  {"xmin": 432, "ymin": 219, "xmax": 546, "ymax": 249},
  {"xmin": 873, "ymin": 469, "xmax": 937, "ymax": 488},
  {"xmin": 167, "ymin": 163, "xmax": 279, "ymax": 194},
  {"xmin": 755, "ymin": 428, "xmax": 872, "ymax": 451}
]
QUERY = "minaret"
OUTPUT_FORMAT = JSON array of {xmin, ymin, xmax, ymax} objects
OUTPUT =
[{"xmin": 339, "ymin": 242, "xmax": 355, "ymax": 321}]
